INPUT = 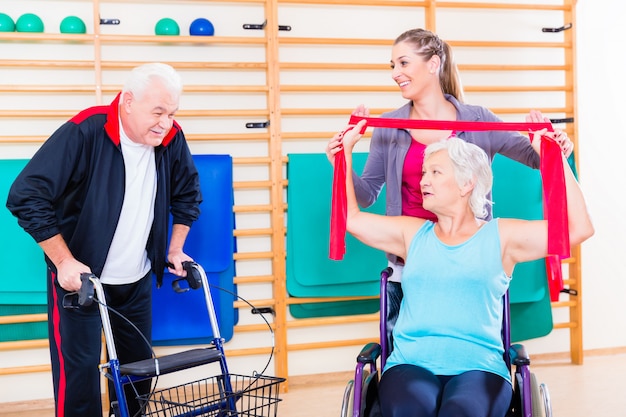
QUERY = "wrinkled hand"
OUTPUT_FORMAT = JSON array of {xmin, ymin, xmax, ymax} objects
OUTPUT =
[
  {"xmin": 526, "ymin": 109, "xmax": 574, "ymax": 158},
  {"xmin": 167, "ymin": 250, "xmax": 194, "ymax": 277},
  {"xmin": 56, "ymin": 258, "xmax": 92, "ymax": 292},
  {"xmin": 325, "ymin": 105, "xmax": 370, "ymax": 166}
]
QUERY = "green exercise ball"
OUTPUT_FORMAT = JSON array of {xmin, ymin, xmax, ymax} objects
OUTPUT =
[
  {"xmin": 0, "ymin": 13, "xmax": 15, "ymax": 32},
  {"xmin": 16, "ymin": 13, "xmax": 44, "ymax": 33},
  {"xmin": 155, "ymin": 17, "xmax": 180, "ymax": 36},
  {"xmin": 60, "ymin": 16, "xmax": 86, "ymax": 34}
]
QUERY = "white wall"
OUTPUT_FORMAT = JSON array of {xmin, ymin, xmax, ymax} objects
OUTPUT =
[{"xmin": 574, "ymin": 0, "xmax": 626, "ymax": 350}]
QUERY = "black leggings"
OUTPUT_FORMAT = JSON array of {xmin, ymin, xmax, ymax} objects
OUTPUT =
[{"xmin": 378, "ymin": 364, "xmax": 512, "ymax": 417}]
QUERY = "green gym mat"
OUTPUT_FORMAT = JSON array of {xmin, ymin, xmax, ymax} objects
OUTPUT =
[
  {"xmin": 286, "ymin": 153, "xmax": 387, "ymax": 317},
  {"xmin": 492, "ymin": 154, "xmax": 547, "ymax": 304},
  {"xmin": 0, "ymin": 159, "xmax": 48, "ymax": 305},
  {"xmin": 0, "ymin": 305, "xmax": 47, "ymax": 342},
  {"xmin": 510, "ymin": 287, "xmax": 554, "ymax": 343},
  {"xmin": 289, "ymin": 299, "xmax": 380, "ymax": 319}
]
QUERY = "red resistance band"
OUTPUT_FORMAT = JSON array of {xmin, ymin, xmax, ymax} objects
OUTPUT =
[{"xmin": 329, "ymin": 116, "xmax": 570, "ymax": 301}]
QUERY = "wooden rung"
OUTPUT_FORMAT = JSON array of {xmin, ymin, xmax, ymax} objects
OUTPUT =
[
  {"xmin": 464, "ymin": 85, "xmax": 571, "ymax": 93},
  {"xmin": 287, "ymin": 338, "xmax": 377, "ymax": 351},
  {"xmin": 0, "ymin": 85, "xmax": 96, "ymax": 93},
  {"xmin": 0, "ymin": 136, "xmax": 48, "ymax": 143},
  {"xmin": 0, "ymin": 59, "xmax": 266, "ymax": 71},
  {"xmin": 436, "ymin": 2, "xmax": 567, "ymax": 11},
  {"xmin": 0, "ymin": 314, "xmax": 46, "ymax": 325},
  {"xmin": 184, "ymin": 85, "xmax": 269, "ymax": 93},
  {"xmin": 279, "ymin": 85, "xmax": 570, "ymax": 93},
  {"xmin": 0, "ymin": 33, "xmax": 93, "ymax": 42},
  {"xmin": 551, "ymin": 300, "xmax": 577, "ymax": 308},
  {"xmin": 0, "ymin": 339, "xmax": 48, "ymax": 351},
  {"xmin": 280, "ymin": 62, "xmax": 570, "ymax": 72},
  {"xmin": 99, "ymin": 34, "xmax": 267, "ymax": 46},
  {"xmin": 234, "ymin": 228, "xmax": 274, "ymax": 237},
  {"xmin": 553, "ymin": 321, "xmax": 578, "ymax": 330},
  {"xmin": 287, "ymin": 296, "xmax": 379, "ymax": 305},
  {"xmin": 279, "ymin": 107, "xmax": 572, "ymax": 116},
  {"xmin": 450, "ymin": 40, "xmax": 571, "ymax": 49},
  {"xmin": 0, "ymin": 364, "xmax": 50, "ymax": 376},
  {"xmin": 0, "ymin": 110, "xmax": 271, "ymax": 119},
  {"xmin": 233, "ymin": 204, "xmax": 273, "ymax": 213},
  {"xmin": 233, "ymin": 297, "xmax": 275, "ymax": 309},
  {"xmin": 280, "ymin": 85, "xmax": 395, "ymax": 93},
  {"xmin": 280, "ymin": 37, "xmax": 393, "ymax": 46},
  {"xmin": 0, "ymin": 110, "xmax": 76, "ymax": 118},
  {"xmin": 186, "ymin": 133, "xmax": 269, "ymax": 141},
  {"xmin": 460, "ymin": 64, "xmax": 571, "ymax": 72},
  {"xmin": 233, "ymin": 274, "xmax": 275, "ymax": 284},
  {"xmin": 0, "ymin": 60, "xmax": 95, "ymax": 68},
  {"xmin": 233, "ymin": 251, "xmax": 273, "ymax": 261},
  {"xmin": 212, "ymin": 346, "xmax": 273, "ymax": 357},
  {"xmin": 100, "ymin": 61, "xmax": 267, "ymax": 70},
  {"xmin": 281, "ymin": 62, "xmax": 388, "ymax": 70},
  {"xmin": 234, "ymin": 322, "xmax": 276, "ymax": 332},
  {"xmin": 234, "ymin": 180, "xmax": 273, "ymax": 189},
  {"xmin": 287, "ymin": 313, "xmax": 378, "ymax": 329},
  {"xmin": 279, "ymin": 37, "xmax": 569, "ymax": 49},
  {"xmin": 279, "ymin": 0, "xmax": 428, "ymax": 7},
  {"xmin": 177, "ymin": 109, "xmax": 270, "ymax": 117}
]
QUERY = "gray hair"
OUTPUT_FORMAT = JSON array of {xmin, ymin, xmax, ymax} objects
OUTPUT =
[
  {"xmin": 424, "ymin": 137, "xmax": 493, "ymax": 218},
  {"xmin": 122, "ymin": 63, "xmax": 183, "ymax": 101}
]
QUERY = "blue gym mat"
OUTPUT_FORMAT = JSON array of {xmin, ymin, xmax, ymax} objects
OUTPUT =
[
  {"xmin": 152, "ymin": 154, "xmax": 237, "ymax": 345},
  {"xmin": 0, "ymin": 156, "xmax": 237, "ymax": 344}
]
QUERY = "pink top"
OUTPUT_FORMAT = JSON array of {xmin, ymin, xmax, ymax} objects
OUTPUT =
[{"xmin": 401, "ymin": 140, "xmax": 437, "ymax": 221}]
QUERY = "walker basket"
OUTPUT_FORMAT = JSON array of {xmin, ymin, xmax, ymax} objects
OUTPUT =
[{"xmin": 138, "ymin": 374, "xmax": 285, "ymax": 417}]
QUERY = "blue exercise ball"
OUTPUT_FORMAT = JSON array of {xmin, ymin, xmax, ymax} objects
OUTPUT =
[{"xmin": 189, "ymin": 18, "xmax": 214, "ymax": 36}]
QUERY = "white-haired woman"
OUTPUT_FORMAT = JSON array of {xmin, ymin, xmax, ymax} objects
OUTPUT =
[{"xmin": 340, "ymin": 119, "xmax": 593, "ymax": 417}]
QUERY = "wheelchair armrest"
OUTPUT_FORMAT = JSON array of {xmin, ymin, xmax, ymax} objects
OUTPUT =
[
  {"xmin": 509, "ymin": 343, "xmax": 531, "ymax": 367},
  {"xmin": 357, "ymin": 342, "xmax": 382, "ymax": 365}
]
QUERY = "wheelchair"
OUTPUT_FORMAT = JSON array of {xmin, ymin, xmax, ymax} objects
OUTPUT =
[{"xmin": 340, "ymin": 267, "xmax": 552, "ymax": 417}]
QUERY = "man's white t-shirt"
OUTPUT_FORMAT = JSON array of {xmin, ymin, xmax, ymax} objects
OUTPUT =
[{"xmin": 100, "ymin": 124, "xmax": 157, "ymax": 285}]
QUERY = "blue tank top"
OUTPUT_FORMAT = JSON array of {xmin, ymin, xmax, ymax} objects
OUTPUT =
[{"xmin": 384, "ymin": 219, "xmax": 511, "ymax": 383}]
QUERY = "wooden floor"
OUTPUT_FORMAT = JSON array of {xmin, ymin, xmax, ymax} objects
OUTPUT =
[{"xmin": 2, "ymin": 352, "xmax": 624, "ymax": 416}]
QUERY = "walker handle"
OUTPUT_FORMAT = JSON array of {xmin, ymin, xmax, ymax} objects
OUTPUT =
[{"xmin": 165, "ymin": 261, "xmax": 202, "ymax": 292}]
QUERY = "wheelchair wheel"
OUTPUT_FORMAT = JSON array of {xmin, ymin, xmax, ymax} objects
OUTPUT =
[
  {"xmin": 540, "ymin": 381, "xmax": 553, "ymax": 417},
  {"xmin": 340, "ymin": 368, "xmax": 380, "ymax": 417},
  {"xmin": 340, "ymin": 380, "xmax": 355, "ymax": 417},
  {"xmin": 530, "ymin": 373, "xmax": 552, "ymax": 417}
]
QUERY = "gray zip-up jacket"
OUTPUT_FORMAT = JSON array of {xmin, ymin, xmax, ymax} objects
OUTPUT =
[{"xmin": 352, "ymin": 95, "xmax": 540, "ymax": 264}]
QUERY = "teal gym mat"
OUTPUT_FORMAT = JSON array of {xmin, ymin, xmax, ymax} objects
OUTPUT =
[
  {"xmin": 0, "ymin": 159, "xmax": 48, "ymax": 305},
  {"xmin": 510, "ymin": 288, "xmax": 554, "ymax": 343},
  {"xmin": 0, "ymin": 305, "xmax": 47, "ymax": 342},
  {"xmin": 289, "ymin": 299, "xmax": 380, "ymax": 319},
  {"xmin": 286, "ymin": 153, "xmax": 387, "ymax": 317},
  {"xmin": 492, "ymin": 154, "xmax": 547, "ymax": 305},
  {"xmin": 286, "ymin": 151, "xmax": 574, "ymax": 339},
  {"xmin": 0, "ymin": 159, "xmax": 49, "ymax": 342}
]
